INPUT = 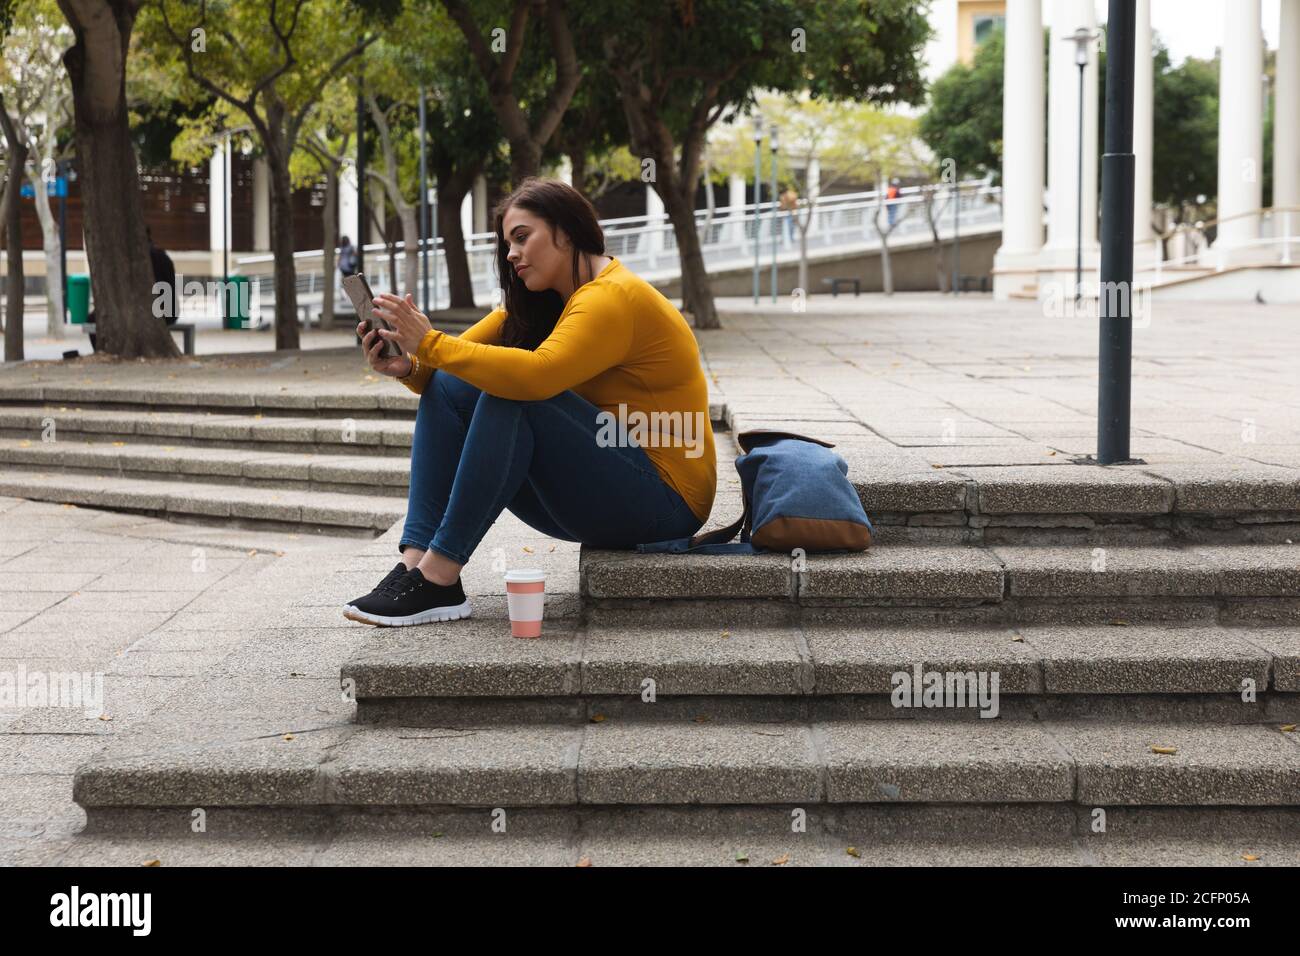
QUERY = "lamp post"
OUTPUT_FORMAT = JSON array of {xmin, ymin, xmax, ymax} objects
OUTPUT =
[
  {"xmin": 1097, "ymin": 1, "xmax": 1136, "ymax": 464},
  {"xmin": 769, "ymin": 123, "xmax": 779, "ymax": 303},
  {"xmin": 752, "ymin": 113, "xmax": 763, "ymax": 304},
  {"xmin": 1068, "ymin": 26, "xmax": 1100, "ymax": 303}
]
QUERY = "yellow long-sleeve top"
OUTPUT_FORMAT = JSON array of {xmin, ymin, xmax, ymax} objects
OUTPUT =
[{"xmin": 396, "ymin": 256, "xmax": 717, "ymax": 525}]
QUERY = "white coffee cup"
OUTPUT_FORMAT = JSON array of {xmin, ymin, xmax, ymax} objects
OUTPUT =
[{"xmin": 504, "ymin": 569, "xmax": 546, "ymax": 638}]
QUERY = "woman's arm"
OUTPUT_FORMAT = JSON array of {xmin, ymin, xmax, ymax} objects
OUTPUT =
[
  {"xmin": 396, "ymin": 308, "xmax": 507, "ymax": 395},
  {"xmin": 410, "ymin": 295, "xmax": 633, "ymax": 401}
]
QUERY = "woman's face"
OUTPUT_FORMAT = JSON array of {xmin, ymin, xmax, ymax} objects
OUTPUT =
[{"xmin": 501, "ymin": 206, "xmax": 570, "ymax": 294}]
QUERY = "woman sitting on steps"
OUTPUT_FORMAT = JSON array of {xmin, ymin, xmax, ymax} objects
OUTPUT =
[{"xmin": 344, "ymin": 177, "xmax": 717, "ymax": 626}]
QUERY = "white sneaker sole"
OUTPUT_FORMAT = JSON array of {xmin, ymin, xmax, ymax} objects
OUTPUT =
[{"xmin": 342, "ymin": 600, "xmax": 472, "ymax": 627}]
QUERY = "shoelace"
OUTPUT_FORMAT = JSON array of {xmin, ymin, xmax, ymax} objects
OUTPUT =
[{"xmin": 375, "ymin": 567, "xmax": 417, "ymax": 600}]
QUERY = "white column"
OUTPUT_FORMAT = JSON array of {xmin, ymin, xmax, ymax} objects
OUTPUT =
[
  {"xmin": 460, "ymin": 191, "xmax": 473, "ymax": 241},
  {"xmin": 646, "ymin": 183, "xmax": 664, "ymax": 269},
  {"xmin": 993, "ymin": 0, "xmax": 1044, "ymax": 299},
  {"xmin": 556, "ymin": 156, "xmax": 573, "ymax": 186},
  {"xmin": 252, "ymin": 157, "xmax": 270, "ymax": 251},
  {"xmin": 338, "ymin": 161, "xmax": 358, "ymax": 249},
  {"xmin": 1217, "ymin": 0, "xmax": 1263, "ymax": 256},
  {"xmin": 1043, "ymin": 0, "xmax": 1100, "ymax": 279},
  {"xmin": 1133, "ymin": 0, "xmax": 1156, "ymax": 265},
  {"xmin": 727, "ymin": 172, "xmax": 746, "ymax": 244},
  {"xmin": 207, "ymin": 143, "xmax": 227, "ymax": 273},
  {"xmin": 1275, "ymin": 0, "xmax": 1300, "ymax": 211}
]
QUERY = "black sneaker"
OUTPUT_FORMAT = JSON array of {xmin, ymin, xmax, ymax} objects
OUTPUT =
[
  {"xmin": 343, "ymin": 567, "xmax": 472, "ymax": 626},
  {"xmin": 342, "ymin": 561, "xmax": 408, "ymax": 619}
]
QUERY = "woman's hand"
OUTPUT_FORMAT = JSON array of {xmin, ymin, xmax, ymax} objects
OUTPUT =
[
  {"xmin": 373, "ymin": 292, "xmax": 434, "ymax": 357},
  {"xmin": 358, "ymin": 320, "xmax": 414, "ymax": 378}
]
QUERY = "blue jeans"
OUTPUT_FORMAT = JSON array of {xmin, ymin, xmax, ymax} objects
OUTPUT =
[{"xmin": 399, "ymin": 370, "xmax": 705, "ymax": 565}]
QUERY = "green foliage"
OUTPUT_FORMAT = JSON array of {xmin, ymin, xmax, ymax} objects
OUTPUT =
[
  {"xmin": 1151, "ymin": 48, "xmax": 1218, "ymax": 213},
  {"xmin": 917, "ymin": 26, "xmax": 1005, "ymax": 181}
]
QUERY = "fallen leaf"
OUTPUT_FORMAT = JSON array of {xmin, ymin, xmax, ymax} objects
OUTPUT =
[
  {"xmin": 1150, "ymin": 745, "xmax": 1177, "ymax": 755},
  {"xmin": 1011, "ymin": 634, "xmax": 1024, "ymax": 643},
  {"xmin": 548, "ymin": 545, "xmax": 556, "ymax": 552},
  {"xmin": 692, "ymin": 715, "xmax": 712, "ymax": 723},
  {"xmin": 931, "ymin": 464, "xmax": 944, "ymax": 469},
  {"xmin": 1279, "ymin": 724, "xmax": 1296, "ymax": 733},
  {"xmin": 590, "ymin": 714, "xmax": 607, "ymax": 723},
  {"xmin": 720, "ymin": 630, "xmax": 730, "ymax": 639},
  {"xmin": 283, "ymin": 733, "xmax": 295, "ymax": 741},
  {"xmin": 522, "ymin": 546, "xmax": 534, "ymax": 553},
  {"xmin": 98, "ymin": 714, "xmax": 113, "ymax": 721},
  {"xmin": 577, "ymin": 856, "xmax": 592, "ymax": 867},
  {"xmin": 1109, "ymin": 620, "xmax": 1130, "ymax": 627},
  {"xmin": 1047, "ymin": 450, "xmax": 1057, "ymax": 456},
  {"xmin": 735, "ymin": 851, "xmax": 749, "ymax": 863},
  {"xmin": 143, "ymin": 859, "xmax": 161, "ymax": 867},
  {"xmin": 248, "ymin": 549, "xmax": 258, "ymax": 556},
  {"xmin": 771, "ymin": 853, "xmax": 790, "ymax": 866},
  {"xmin": 845, "ymin": 846, "xmax": 861, "ymax": 858},
  {"xmin": 111, "ymin": 441, "xmax": 125, "ymax": 447},
  {"xmin": 1241, "ymin": 853, "xmax": 1260, "ymax": 861}
]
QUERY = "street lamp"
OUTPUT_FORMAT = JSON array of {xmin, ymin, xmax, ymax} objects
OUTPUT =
[
  {"xmin": 752, "ymin": 113, "xmax": 763, "ymax": 304},
  {"xmin": 769, "ymin": 123, "xmax": 779, "ymax": 303},
  {"xmin": 1067, "ymin": 26, "xmax": 1100, "ymax": 303}
]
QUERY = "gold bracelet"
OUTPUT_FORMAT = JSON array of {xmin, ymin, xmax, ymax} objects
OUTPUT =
[{"xmin": 402, "ymin": 352, "xmax": 421, "ymax": 381}]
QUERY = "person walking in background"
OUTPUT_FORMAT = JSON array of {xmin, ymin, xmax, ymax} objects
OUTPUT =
[
  {"xmin": 338, "ymin": 235, "xmax": 358, "ymax": 278},
  {"xmin": 779, "ymin": 184, "xmax": 798, "ymax": 244},
  {"xmin": 886, "ymin": 179, "xmax": 901, "ymax": 226}
]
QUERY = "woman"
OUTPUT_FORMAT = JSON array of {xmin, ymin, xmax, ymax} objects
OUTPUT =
[{"xmin": 343, "ymin": 178, "xmax": 717, "ymax": 626}]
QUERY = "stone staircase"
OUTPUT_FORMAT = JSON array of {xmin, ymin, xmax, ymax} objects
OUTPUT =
[
  {"xmin": 65, "ymin": 425, "xmax": 1300, "ymax": 864},
  {"xmin": 0, "ymin": 383, "xmax": 421, "ymax": 536}
]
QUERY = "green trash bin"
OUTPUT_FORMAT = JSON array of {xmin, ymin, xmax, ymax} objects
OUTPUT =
[
  {"xmin": 67, "ymin": 274, "xmax": 91, "ymax": 325},
  {"xmin": 222, "ymin": 275, "xmax": 250, "ymax": 329}
]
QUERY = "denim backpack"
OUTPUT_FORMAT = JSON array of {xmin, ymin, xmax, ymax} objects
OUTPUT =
[{"xmin": 637, "ymin": 430, "xmax": 874, "ymax": 555}]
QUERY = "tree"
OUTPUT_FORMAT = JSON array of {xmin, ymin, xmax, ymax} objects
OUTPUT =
[
  {"xmin": 141, "ymin": 0, "xmax": 380, "ymax": 349},
  {"xmin": 917, "ymin": 25, "xmax": 1006, "ymax": 183},
  {"xmin": 1151, "ymin": 50, "xmax": 1217, "ymax": 228},
  {"xmin": 438, "ymin": 0, "xmax": 581, "ymax": 185},
  {"xmin": 55, "ymin": 0, "xmax": 178, "ymax": 358},
  {"xmin": 591, "ymin": 0, "xmax": 931, "ymax": 329},
  {"xmin": 2, "ymin": 0, "xmax": 76, "ymax": 339}
]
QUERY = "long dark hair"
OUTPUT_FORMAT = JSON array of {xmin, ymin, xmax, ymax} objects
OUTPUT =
[{"xmin": 492, "ymin": 177, "xmax": 606, "ymax": 349}]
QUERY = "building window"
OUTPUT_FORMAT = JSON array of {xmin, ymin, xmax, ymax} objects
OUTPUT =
[{"xmin": 974, "ymin": 15, "xmax": 1005, "ymax": 47}]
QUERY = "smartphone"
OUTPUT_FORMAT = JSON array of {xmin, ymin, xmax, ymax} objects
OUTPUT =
[{"xmin": 342, "ymin": 273, "xmax": 400, "ymax": 359}]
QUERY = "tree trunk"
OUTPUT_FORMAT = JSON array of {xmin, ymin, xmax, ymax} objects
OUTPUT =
[
  {"xmin": 56, "ymin": 0, "xmax": 177, "ymax": 358},
  {"xmin": 265, "ymin": 141, "xmax": 300, "ymax": 350},
  {"xmin": 319, "ymin": 165, "xmax": 337, "ymax": 330},
  {"xmin": 28, "ymin": 164, "xmax": 66, "ymax": 337},
  {"xmin": 2, "ymin": 134, "xmax": 27, "ymax": 361},
  {"xmin": 435, "ymin": 162, "xmax": 479, "ymax": 308},
  {"xmin": 0, "ymin": 160, "xmax": 8, "ymax": 335},
  {"xmin": 658, "ymin": 177, "xmax": 718, "ymax": 329},
  {"xmin": 569, "ymin": 151, "xmax": 587, "ymax": 196}
]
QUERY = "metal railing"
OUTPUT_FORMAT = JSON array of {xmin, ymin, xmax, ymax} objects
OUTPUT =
[
  {"xmin": 1139, "ymin": 206, "xmax": 1299, "ymax": 283},
  {"xmin": 234, "ymin": 178, "xmax": 1002, "ymax": 314}
]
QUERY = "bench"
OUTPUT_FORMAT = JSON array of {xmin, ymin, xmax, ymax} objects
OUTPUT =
[
  {"xmin": 84, "ymin": 322, "xmax": 196, "ymax": 356},
  {"xmin": 959, "ymin": 275, "xmax": 990, "ymax": 293},
  {"xmin": 823, "ymin": 277, "xmax": 861, "ymax": 297}
]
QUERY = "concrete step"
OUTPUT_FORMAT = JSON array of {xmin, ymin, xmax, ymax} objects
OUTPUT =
[
  {"xmin": 60, "ymin": 805, "xmax": 1300, "ymax": 865},
  {"xmin": 72, "ymin": 718, "xmax": 1300, "ymax": 824},
  {"xmin": 340, "ymin": 619, "xmax": 1300, "ymax": 727},
  {"xmin": 0, "ymin": 407, "xmax": 414, "ymax": 458},
  {"xmin": 0, "ymin": 468, "xmax": 405, "ymax": 533},
  {"xmin": 0, "ymin": 437, "xmax": 410, "ymax": 494},
  {"xmin": 578, "ymin": 543, "xmax": 1300, "ymax": 624},
  {"xmin": 0, "ymin": 385, "xmax": 727, "ymax": 425}
]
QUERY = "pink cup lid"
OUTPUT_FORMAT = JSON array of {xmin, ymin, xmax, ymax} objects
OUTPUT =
[{"xmin": 504, "ymin": 568, "xmax": 546, "ymax": 583}]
